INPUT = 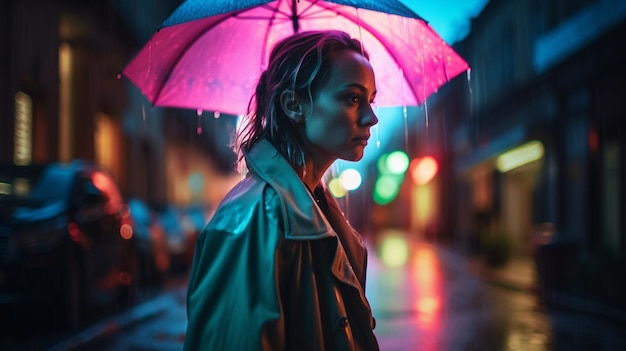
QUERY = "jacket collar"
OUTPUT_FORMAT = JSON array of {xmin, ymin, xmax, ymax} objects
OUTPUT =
[
  {"xmin": 246, "ymin": 140, "xmax": 374, "ymax": 318},
  {"xmin": 244, "ymin": 139, "xmax": 336, "ymax": 240}
]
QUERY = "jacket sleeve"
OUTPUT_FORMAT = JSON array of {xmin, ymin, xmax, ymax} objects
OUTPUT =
[{"xmin": 183, "ymin": 182, "xmax": 287, "ymax": 350}]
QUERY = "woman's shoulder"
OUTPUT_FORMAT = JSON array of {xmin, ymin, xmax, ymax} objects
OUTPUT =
[
  {"xmin": 205, "ymin": 175, "xmax": 282, "ymax": 231},
  {"xmin": 220, "ymin": 175, "xmax": 281, "ymax": 209}
]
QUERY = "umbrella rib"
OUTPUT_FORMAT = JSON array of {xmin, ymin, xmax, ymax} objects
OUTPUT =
[
  {"xmin": 153, "ymin": 7, "xmax": 278, "ymax": 106},
  {"xmin": 318, "ymin": 3, "xmax": 422, "ymax": 103},
  {"xmin": 298, "ymin": 1, "xmax": 358, "ymax": 23},
  {"xmin": 250, "ymin": 2, "xmax": 286, "ymax": 28},
  {"xmin": 242, "ymin": 3, "xmax": 290, "ymax": 20},
  {"xmin": 297, "ymin": 0, "xmax": 324, "ymax": 17},
  {"xmin": 144, "ymin": 0, "xmax": 459, "ymax": 110},
  {"xmin": 260, "ymin": 2, "xmax": 282, "ymax": 67},
  {"xmin": 153, "ymin": 16, "xmax": 228, "ymax": 105}
]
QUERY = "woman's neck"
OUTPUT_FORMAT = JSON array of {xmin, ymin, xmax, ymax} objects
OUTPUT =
[{"xmin": 299, "ymin": 159, "xmax": 332, "ymax": 191}]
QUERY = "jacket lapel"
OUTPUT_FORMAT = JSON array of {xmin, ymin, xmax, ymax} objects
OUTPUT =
[
  {"xmin": 245, "ymin": 140, "xmax": 373, "ymax": 311},
  {"xmin": 245, "ymin": 139, "xmax": 335, "ymax": 240}
]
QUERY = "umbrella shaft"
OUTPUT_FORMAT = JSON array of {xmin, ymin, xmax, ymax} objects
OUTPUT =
[{"xmin": 291, "ymin": 0, "xmax": 299, "ymax": 33}]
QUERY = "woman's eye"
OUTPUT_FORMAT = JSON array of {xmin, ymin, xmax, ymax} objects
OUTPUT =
[{"xmin": 348, "ymin": 95, "xmax": 360, "ymax": 104}]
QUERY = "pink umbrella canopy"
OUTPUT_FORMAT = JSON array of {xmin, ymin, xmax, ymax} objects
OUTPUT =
[{"xmin": 122, "ymin": 0, "xmax": 469, "ymax": 115}]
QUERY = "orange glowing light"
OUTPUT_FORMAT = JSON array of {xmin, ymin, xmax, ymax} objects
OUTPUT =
[
  {"xmin": 91, "ymin": 172, "xmax": 109, "ymax": 192},
  {"xmin": 417, "ymin": 297, "xmax": 441, "ymax": 324},
  {"xmin": 410, "ymin": 156, "xmax": 438, "ymax": 185},
  {"xmin": 91, "ymin": 171, "xmax": 122, "ymax": 213},
  {"xmin": 120, "ymin": 223, "xmax": 133, "ymax": 239},
  {"xmin": 412, "ymin": 246, "xmax": 441, "ymax": 329},
  {"xmin": 418, "ymin": 296, "xmax": 440, "ymax": 313}
]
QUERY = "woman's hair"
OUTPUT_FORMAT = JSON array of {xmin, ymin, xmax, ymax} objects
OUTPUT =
[{"xmin": 236, "ymin": 30, "xmax": 368, "ymax": 170}]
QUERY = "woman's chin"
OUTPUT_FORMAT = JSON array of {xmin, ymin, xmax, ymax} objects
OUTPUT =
[{"xmin": 342, "ymin": 150, "xmax": 364, "ymax": 162}]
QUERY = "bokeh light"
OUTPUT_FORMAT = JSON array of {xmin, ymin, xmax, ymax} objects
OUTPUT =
[
  {"xmin": 340, "ymin": 168, "xmax": 362, "ymax": 191},
  {"xmin": 410, "ymin": 156, "xmax": 438, "ymax": 185},
  {"xmin": 496, "ymin": 140, "xmax": 544, "ymax": 172},
  {"xmin": 328, "ymin": 178, "xmax": 347, "ymax": 198},
  {"xmin": 379, "ymin": 232, "xmax": 409, "ymax": 267},
  {"xmin": 373, "ymin": 175, "xmax": 402, "ymax": 205},
  {"xmin": 386, "ymin": 150, "xmax": 410, "ymax": 175}
]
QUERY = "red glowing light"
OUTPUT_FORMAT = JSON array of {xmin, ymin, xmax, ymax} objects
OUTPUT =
[
  {"xmin": 119, "ymin": 204, "xmax": 130, "ymax": 219},
  {"xmin": 588, "ymin": 128, "xmax": 599, "ymax": 152},
  {"xmin": 119, "ymin": 272, "xmax": 132, "ymax": 286},
  {"xmin": 91, "ymin": 171, "xmax": 122, "ymax": 213},
  {"xmin": 410, "ymin": 156, "xmax": 439, "ymax": 185},
  {"xmin": 120, "ymin": 223, "xmax": 133, "ymax": 239},
  {"xmin": 91, "ymin": 172, "xmax": 109, "ymax": 192},
  {"xmin": 68, "ymin": 222, "xmax": 81, "ymax": 242}
]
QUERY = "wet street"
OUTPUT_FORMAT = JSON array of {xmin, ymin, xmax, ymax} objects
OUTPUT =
[
  {"xmin": 365, "ymin": 237, "xmax": 551, "ymax": 350},
  {"xmin": 7, "ymin": 236, "xmax": 626, "ymax": 351}
]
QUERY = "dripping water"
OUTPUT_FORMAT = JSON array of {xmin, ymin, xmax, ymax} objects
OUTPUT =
[{"xmin": 196, "ymin": 109, "xmax": 203, "ymax": 135}]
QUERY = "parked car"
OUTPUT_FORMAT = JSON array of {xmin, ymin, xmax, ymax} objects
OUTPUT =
[
  {"xmin": 0, "ymin": 160, "xmax": 137, "ymax": 330},
  {"xmin": 127, "ymin": 198, "xmax": 169, "ymax": 286},
  {"xmin": 180, "ymin": 202, "xmax": 212, "ymax": 261},
  {"xmin": 154, "ymin": 204, "xmax": 201, "ymax": 273}
]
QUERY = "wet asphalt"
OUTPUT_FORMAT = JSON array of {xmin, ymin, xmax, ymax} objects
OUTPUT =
[{"xmin": 18, "ymin": 238, "xmax": 626, "ymax": 351}]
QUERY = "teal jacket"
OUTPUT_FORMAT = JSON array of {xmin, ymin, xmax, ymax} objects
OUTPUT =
[{"xmin": 184, "ymin": 139, "xmax": 378, "ymax": 350}]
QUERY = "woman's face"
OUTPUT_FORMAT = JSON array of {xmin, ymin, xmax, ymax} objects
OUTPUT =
[{"xmin": 303, "ymin": 50, "xmax": 378, "ymax": 166}]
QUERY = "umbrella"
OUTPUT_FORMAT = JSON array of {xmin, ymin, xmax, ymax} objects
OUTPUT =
[{"xmin": 122, "ymin": 0, "xmax": 469, "ymax": 115}]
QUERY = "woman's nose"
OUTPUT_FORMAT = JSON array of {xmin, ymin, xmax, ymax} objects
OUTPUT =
[{"xmin": 361, "ymin": 105, "xmax": 378, "ymax": 126}]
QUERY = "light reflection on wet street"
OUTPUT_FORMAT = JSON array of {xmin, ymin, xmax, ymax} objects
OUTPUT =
[
  {"xmin": 367, "ymin": 232, "xmax": 626, "ymax": 351},
  {"xmin": 367, "ymin": 230, "xmax": 551, "ymax": 351},
  {"xmin": 486, "ymin": 284, "xmax": 553, "ymax": 351},
  {"xmin": 23, "ymin": 231, "xmax": 626, "ymax": 351},
  {"xmin": 367, "ymin": 235, "xmax": 553, "ymax": 351}
]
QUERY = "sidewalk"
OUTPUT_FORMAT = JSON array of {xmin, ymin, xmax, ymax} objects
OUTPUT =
[
  {"xmin": 463, "ymin": 247, "xmax": 626, "ymax": 324},
  {"xmin": 435, "ymin": 244, "xmax": 626, "ymax": 351},
  {"xmin": 45, "ymin": 278, "xmax": 189, "ymax": 351},
  {"xmin": 439, "ymin": 243, "xmax": 626, "ymax": 348},
  {"xmin": 467, "ymin": 252, "xmax": 537, "ymax": 293}
]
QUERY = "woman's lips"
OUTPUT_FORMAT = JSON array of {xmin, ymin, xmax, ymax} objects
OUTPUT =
[{"xmin": 353, "ymin": 135, "xmax": 370, "ymax": 146}]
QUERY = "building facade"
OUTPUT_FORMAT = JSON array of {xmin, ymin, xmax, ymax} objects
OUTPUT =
[
  {"xmin": 1, "ymin": 0, "xmax": 136, "ymax": 191},
  {"xmin": 1, "ymin": 0, "xmax": 239, "ymax": 210},
  {"xmin": 431, "ymin": 0, "xmax": 626, "ymax": 299}
]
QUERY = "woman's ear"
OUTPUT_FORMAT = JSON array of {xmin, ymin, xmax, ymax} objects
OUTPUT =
[{"xmin": 280, "ymin": 90, "xmax": 305, "ymax": 122}]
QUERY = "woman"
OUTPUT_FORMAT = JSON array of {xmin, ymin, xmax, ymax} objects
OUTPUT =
[{"xmin": 184, "ymin": 30, "xmax": 379, "ymax": 351}]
